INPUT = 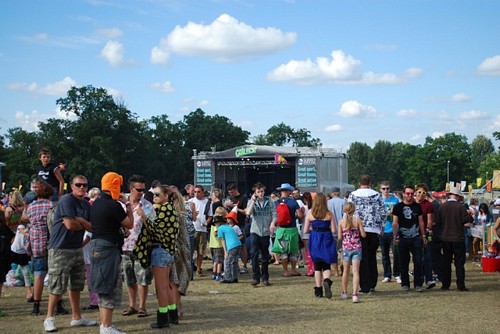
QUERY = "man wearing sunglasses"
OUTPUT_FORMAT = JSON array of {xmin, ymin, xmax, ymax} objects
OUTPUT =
[
  {"xmin": 44, "ymin": 175, "xmax": 97, "ymax": 332},
  {"xmin": 121, "ymin": 175, "xmax": 155, "ymax": 319},
  {"xmin": 392, "ymin": 185, "xmax": 427, "ymax": 292},
  {"xmin": 379, "ymin": 181, "xmax": 401, "ymax": 284},
  {"xmin": 415, "ymin": 183, "xmax": 436, "ymax": 289}
]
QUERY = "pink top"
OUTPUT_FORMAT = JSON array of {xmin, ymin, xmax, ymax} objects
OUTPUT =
[{"xmin": 342, "ymin": 227, "xmax": 362, "ymax": 251}]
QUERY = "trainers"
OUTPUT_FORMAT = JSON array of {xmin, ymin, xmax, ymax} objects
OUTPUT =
[
  {"xmin": 395, "ymin": 276, "xmax": 402, "ymax": 284},
  {"xmin": 426, "ymin": 281, "xmax": 436, "ymax": 289},
  {"xmin": 262, "ymin": 280, "xmax": 270, "ymax": 286},
  {"xmin": 340, "ymin": 292, "xmax": 348, "ymax": 300},
  {"xmin": 402, "ymin": 286, "xmax": 410, "ymax": 291},
  {"xmin": 70, "ymin": 316, "xmax": 98, "ymax": 327},
  {"xmin": 240, "ymin": 267, "xmax": 249, "ymax": 274},
  {"xmin": 251, "ymin": 280, "xmax": 260, "ymax": 286},
  {"xmin": 382, "ymin": 277, "xmax": 391, "ymax": 283},
  {"xmin": 100, "ymin": 324, "xmax": 126, "ymax": 334},
  {"xmin": 44, "ymin": 317, "xmax": 57, "ymax": 332},
  {"xmin": 415, "ymin": 286, "xmax": 424, "ymax": 292},
  {"xmin": 352, "ymin": 294, "xmax": 359, "ymax": 303}
]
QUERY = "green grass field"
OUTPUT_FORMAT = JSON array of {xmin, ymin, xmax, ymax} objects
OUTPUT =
[{"xmin": 1, "ymin": 257, "xmax": 499, "ymax": 334}]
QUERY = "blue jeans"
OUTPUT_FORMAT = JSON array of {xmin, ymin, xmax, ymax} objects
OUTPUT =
[
  {"xmin": 224, "ymin": 246, "xmax": 241, "ymax": 282},
  {"xmin": 379, "ymin": 233, "xmax": 400, "ymax": 278},
  {"xmin": 398, "ymin": 236, "xmax": 423, "ymax": 288},
  {"xmin": 423, "ymin": 240, "xmax": 434, "ymax": 283},
  {"xmin": 250, "ymin": 233, "xmax": 270, "ymax": 282}
]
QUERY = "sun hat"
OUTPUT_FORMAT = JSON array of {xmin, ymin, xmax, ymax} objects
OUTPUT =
[
  {"xmin": 446, "ymin": 187, "xmax": 463, "ymax": 198},
  {"xmin": 276, "ymin": 183, "xmax": 295, "ymax": 191}
]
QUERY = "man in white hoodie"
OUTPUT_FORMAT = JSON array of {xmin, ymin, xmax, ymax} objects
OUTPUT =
[{"xmin": 348, "ymin": 175, "xmax": 387, "ymax": 294}]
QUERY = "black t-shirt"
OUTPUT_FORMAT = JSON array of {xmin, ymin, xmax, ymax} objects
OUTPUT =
[
  {"xmin": 393, "ymin": 201, "xmax": 422, "ymax": 239},
  {"xmin": 90, "ymin": 192, "xmax": 127, "ymax": 248},
  {"xmin": 229, "ymin": 193, "xmax": 248, "ymax": 228},
  {"xmin": 38, "ymin": 163, "xmax": 59, "ymax": 188}
]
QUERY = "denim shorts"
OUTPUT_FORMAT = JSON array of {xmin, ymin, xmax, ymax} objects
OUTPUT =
[
  {"xmin": 33, "ymin": 256, "xmax": 48, "ymax": 276},
  {"xmin": 342, "ymin": 248, "xmax": 362, "ymax": 263},
  {"xmin": 151, "ymin": 246, "xmax": 174, "ymax": 267}
]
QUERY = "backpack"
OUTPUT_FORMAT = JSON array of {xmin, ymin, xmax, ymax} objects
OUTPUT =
[
  {"xmin": 46, "ymin": 202, "xmax": 58, "ymax": 234},
  {"xmin": 276, "ymin": 198, "xmax": 292, "ymax": 227}
]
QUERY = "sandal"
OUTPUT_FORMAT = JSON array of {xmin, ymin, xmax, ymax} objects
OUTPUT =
[
  {"xmin": 122, "ymin": 307, "xmax": 138, "ymax": 316},
  {"xmin": 137, "ymin": 309, "xmax": 148, "ymax": 318}
]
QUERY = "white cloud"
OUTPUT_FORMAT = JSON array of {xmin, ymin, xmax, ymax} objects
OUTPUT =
[
  {"xmin": 396, "ymin": 109, "xmax": 417, "ymax": 117},
  {"xmin": 199, "ymin": 99, "xmax": 209, "ymax": 106},
  {"xmin": 151, "ymin": 13, "xmax": 296, "ymax": 63},
  {"xmin": 338, "ymin": 100, "xmax": 378, "ymax": 118},
  {"xmin": 458, "ymin": 110, "xmax": 488, "ymax": 121},
  {"xmin": 95, "ymin": 27, "xmax": 123, "ymax": 38},
  {"xmin": 7, "ymin": 77, "xmax": 76, "ymax": 96},
  {"xmin": 451, "ymin": 93, "xmax": 472, "ymax": 103},
  {"xmin": 487, "ymin": 114, "xmax": 500, "ymax": 132},
  {"xmin": 100, "ymin": 40, "xmax": 136, "ymax": 67},
  {"xmin": 325, "ymin": 124, "xmax": 343, "ymax": 132},
  {"xmin": 431, "ymin": 132, "xmax": 444, "ymax": 139},
  {"xmin": 151, "ymin": 46, "xmax": 170, "ymax": 65},
  {"xmin": 477, "ymin": 55, "xmax": 500, "ymax": 76},
  {"xmin": 39, "ymin": 76, "xmax": 77, "ymax": 96},
  {"xmin": 410, "ymin": 134, "xmax": 422, "ymax": 141},
  {"xmin": 15, "ymin": 106, "xmax": 77, "ymax": 132},
  {"xmin": 267, "ymin": 50, "xmax": 422, "ymax": 85},
  {"xmin": 150, "ymin": 81, "xmax": 175, "ymax": 93}
]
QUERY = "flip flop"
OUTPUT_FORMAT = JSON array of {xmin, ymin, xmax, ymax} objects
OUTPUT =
[
  {"xmin": 137, "ymin": 309, "xmax": 149, "ymax": 318},
  {"xmin": 122, "ymin": 307, "xmax": 138, "ymax": 316},
  {"xmin": 290, "ymin": 272, "xmax": 302, "ymax": 276},
  {"xmin": 281, "ymin": 272, "xmax": 289, "ymax": 277}
]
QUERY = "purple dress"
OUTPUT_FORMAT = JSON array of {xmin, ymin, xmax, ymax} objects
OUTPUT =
[{"xmin": 309, "ymin": 219, "xmax": 337, "ymax": 264}]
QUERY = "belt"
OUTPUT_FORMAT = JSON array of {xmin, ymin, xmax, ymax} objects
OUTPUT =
[
  {"xmin": 123, "ymin": 251, "xmax": 133, "ymax": 256},
  {"xmin": 152, "ymin": 244, "xmax": 164, "ymax": 249},
  {"xmin": 313, "ymin": 228, "xmax": 331, "ymax": 232}
]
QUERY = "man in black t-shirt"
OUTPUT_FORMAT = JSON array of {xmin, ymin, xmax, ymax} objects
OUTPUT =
[
  {"xmin": 90, "ymin": 172, "xmax": 133, "ymax": 334},
  {"xmin": 392, "ymin": 185, "xmax": 427, "ymax": 292},
  {"xmin": 225, "ymin": 183, "xmax": 249, "ymax": 273}
]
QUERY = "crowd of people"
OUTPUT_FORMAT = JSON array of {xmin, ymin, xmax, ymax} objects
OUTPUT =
[{"xmin": 1, "ymin": 148, "xmax": 500, "ymax": 333}]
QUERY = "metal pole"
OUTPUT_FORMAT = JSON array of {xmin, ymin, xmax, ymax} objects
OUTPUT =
[{"xmin": 447, "ymin": 160, "xmax": 450, "ymax": 183}]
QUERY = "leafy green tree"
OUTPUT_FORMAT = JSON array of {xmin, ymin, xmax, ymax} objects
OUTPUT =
[
  {"xmin": 368, "ymin": 140, "xmax": 395, "ymax": 187},
  {"xmin": 477, "ymin": 152, "xmax": 500, "ymax": 187},
  {"xmin": 405, "ymin": 133, "xmax": 473, "ymax": 190},
  {"xmin": 179, "ymin": 108, "xmax": 250, "ymax": 152},
  {"xmin": 347, "ymin": 142, "xmax": 372, "ymax": 185},
  {"xmin": 493, "ymin": 131, "xmax": 500, "ymax": 150},
  {"xmin": 391, "ymin": 142, "xmax": 417, "ymax": 190},
  {"xmin": 56, "ymin": 85, "xmax": 145, "ymax": 186},
  {"xmin": 253, "ymin": 122, "xmax": 321, "ymax": 147},
  {"xmin": 471, "ymin": 135, "xmax": 495, "ymax": 170},
  {"xmin": 3, "ymin": 127, "xmax": 39, "ymax": 190}
]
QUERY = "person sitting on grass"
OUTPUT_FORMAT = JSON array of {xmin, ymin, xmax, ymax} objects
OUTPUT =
[
  {"xmin": 218, "ymin": 207, "xmax": 242, "ymax": 284},
  {"xmin": 338, "ymin": 202, "xmax": 366, "ymax": 303}
]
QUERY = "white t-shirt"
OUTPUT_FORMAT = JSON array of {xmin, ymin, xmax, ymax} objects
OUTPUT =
[
  {"xmin": 11, "ymin": 225, "xmax": 28, "ymax": 254},
  {"xmin": 189, "ymin": 197, "xmax": 211, "ymax": 233}
]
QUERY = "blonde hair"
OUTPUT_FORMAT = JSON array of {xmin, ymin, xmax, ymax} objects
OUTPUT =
[
  {"xmin": 343, "ymin": 202, "xmax": 356, "ymax": 230},
  {"xmin": 171, "ymin": 189, "xmax": 186, "ymax": 214},
  {"xmin": 10, "ymin": 190, "xmax": 24, "ymax": 207},
  {"xmin": 214, "ymin": 206, "xmax": 227, "ymax": 217},
  {"xmin": 310, "ymin": 193, "xmax": 329, "ymax": 220}
]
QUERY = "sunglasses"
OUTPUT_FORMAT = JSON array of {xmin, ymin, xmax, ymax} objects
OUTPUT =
[
  {"xmin": 153, "ymin": 192, "xmax": 163, "ymax": 197},
  {"xmin": 73, "ymin": 183, "xmax": 88, "ymax": 188},
  {"xmin": 404, "ymin": 192, "xmax": 415, "ymax": 196},
  {"xmin": 134, "ymin": 188, "xmax": 145, "ymax": 192},
  {"xmin": 381, "ymin": 187, "xmax": 390, "ymax": 190},
  {"xmin": 416, "ymin": 190, "xmax": 427, "ymax": 195}
]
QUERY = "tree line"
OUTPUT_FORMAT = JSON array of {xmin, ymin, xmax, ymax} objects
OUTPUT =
[{"xmin": 0, "ymin": 85, "xmax": 498, "ymax": 193}]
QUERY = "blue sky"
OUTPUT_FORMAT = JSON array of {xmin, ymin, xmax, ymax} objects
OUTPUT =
[{"xmin": 1, "ymin": 0, "xmax": 499, "ymax": 152}]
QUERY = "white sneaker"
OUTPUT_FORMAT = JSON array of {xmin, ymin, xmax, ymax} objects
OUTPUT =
[
  {"xmin": 100, "ymin": 324, "xmax": 126, "ymax": 334},
  {"xmin": 44, "ymin": 317, "xmax": 57, "ymax": 332},
  {"xmin": 382, "ymin": 277, "xmax": 391, "ymax": 283},
  {"xmin": 70, "ymin": 316, "xmax": 98, "ymax": 327},
  {"xmin": 340, "ymin": 292, "xmax": 348, "ymax": 300},
  {"xmin": 395, "ymin": 276, "xmax": 402, "ymax": 284},
  {"xmin": 352, "ymin": 295, "xmax": 359, "ymax": 303}
]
